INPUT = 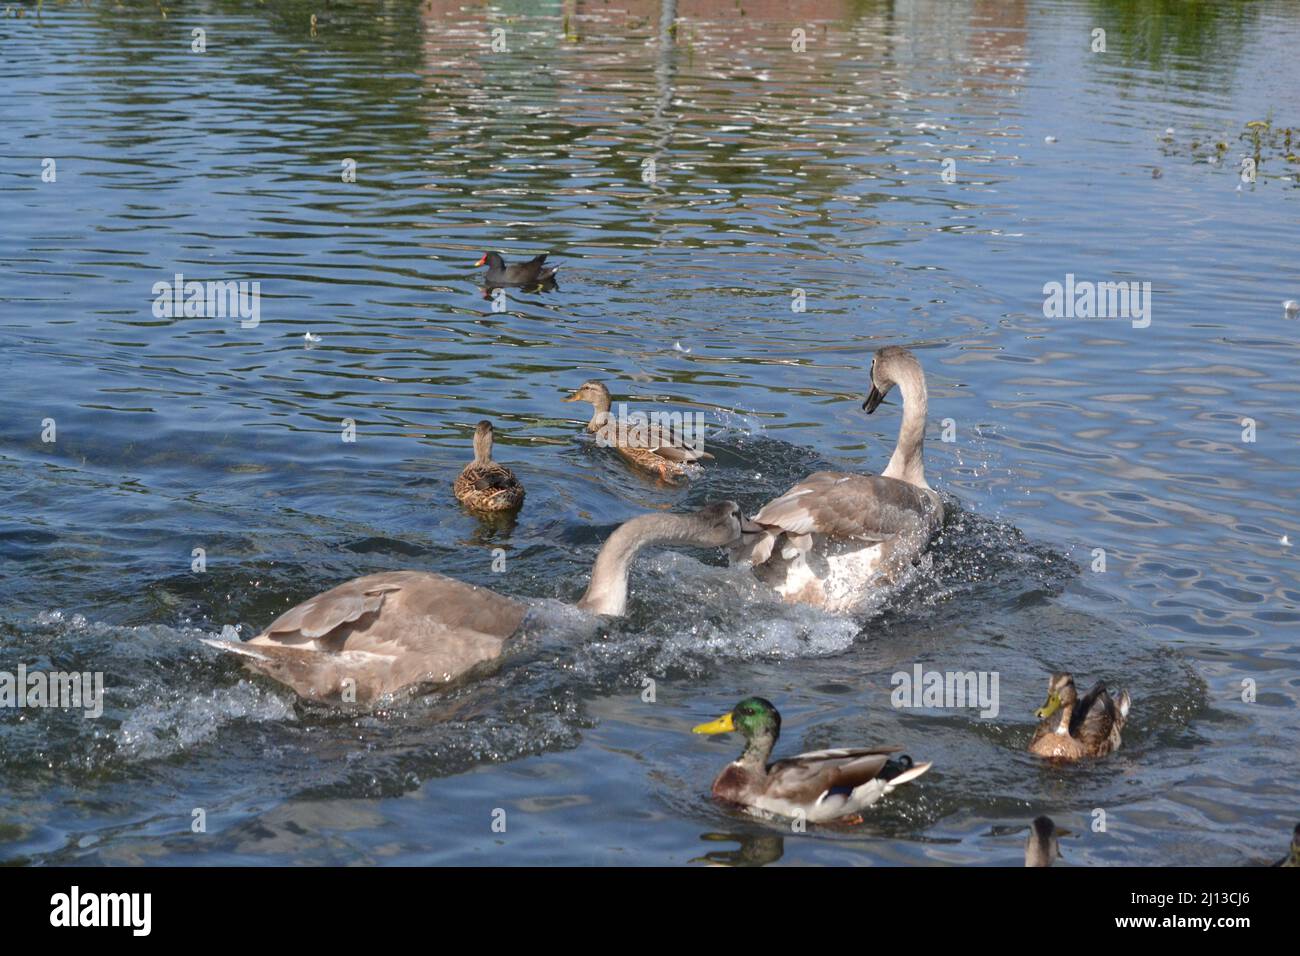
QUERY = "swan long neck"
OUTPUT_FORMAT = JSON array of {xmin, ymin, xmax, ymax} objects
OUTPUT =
[
  {"xmin": 881, "ymin": 370, "xmax": 929, "ymax": 489},
  {"xmin": 577, "ymin": 513, "xmax": 704, "ymax": 616}
]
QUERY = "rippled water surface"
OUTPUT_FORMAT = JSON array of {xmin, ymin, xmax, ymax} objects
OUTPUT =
[{"xmin": 2, "ymin": 0, "xmax": 1298, "ymax": 866}]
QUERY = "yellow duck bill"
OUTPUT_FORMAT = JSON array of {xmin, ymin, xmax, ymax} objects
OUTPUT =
[
  {"xmin": 692, "ymin": 713, "xmax": 735, "ymax": 734},
  {"xmin": 1035, "ymin": 693, "xmax": 1062, "ymax": 720}
]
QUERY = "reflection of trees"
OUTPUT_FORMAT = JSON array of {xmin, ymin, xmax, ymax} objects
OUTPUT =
[{"xmin": 1087, "ymin": 0, "xmax": 1257, "ymax": 74}]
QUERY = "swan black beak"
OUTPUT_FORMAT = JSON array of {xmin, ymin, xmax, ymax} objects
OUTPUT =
[
  {"xmin": 863, "ymin": 385, "xmax": 885, "ymax": 414},
  {"xmin": 739, "ymin": 516, "xmax": 763, "ymax": 535}
]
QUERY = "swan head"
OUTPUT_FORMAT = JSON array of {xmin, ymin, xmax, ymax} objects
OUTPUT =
[
  {"xmin": 1034, "ymin": 672, "xmax": 1078, "ymax": 719},
  {"xmin": 863, "ymin": 345, "xmax": 923, "ymax": 414},
  {"xmin": 1025, "ymin": 815, "xmax": 1065, "ymax": 867},
  {"xmin": 564, "ymin": 380, "xmax": 610, "ymax": 407},
  {"xmin": 686, "ymin": 500, "xmax": 762, "ymax": 547}
]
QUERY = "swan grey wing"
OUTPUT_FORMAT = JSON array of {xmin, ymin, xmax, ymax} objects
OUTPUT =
[
  {"xmin": 752, "ymin": 471, "xmax": 934, "ymax": 539},
  {"xmin": 381, "ymin": 572, "xmax": 527, "ymax": 640},
  {"xmin": 260, "ymin": 572, "xmax": 408, "ymax": 640},
  {"xmin": 257, "ymin": 571, "xmax": 526, "ymax": 647}
]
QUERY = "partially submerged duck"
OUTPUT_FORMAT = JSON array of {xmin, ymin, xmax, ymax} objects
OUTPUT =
[
  {"xmin": 692, "ymin": 696, "xmax": 931, "ymax": 823},
  {"xmin": 1025, "ymin": 815, "xmax": 1066, "ymax": 866},
  {"xmin": 1274, "ymin": 823, "xmax": 1300, "ymax": 867},
  {"xmin": 475, "ymin": 251, "xmax": 558, "ymax": 288},
  {"xmin": 453, "ymin": 420, "xmax": 524, "ymax": 513},
  {"xmin": 203, "ymin": 502, "xmax": 754, "ymax": 704},
  {"xmin": 564, "ymin": 380, "xmax": 713, "ymax": 480},
  {"xmin": 733, "ymin": 346, "xmax": 943, "ymax": 611},
  {"xmin": 1028, "ymin": 672, "xmax": 1131, "ymax": 760}
]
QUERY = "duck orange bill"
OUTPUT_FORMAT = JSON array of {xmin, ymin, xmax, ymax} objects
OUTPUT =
[
  {"xmin": 474, "ymin": 254, "xmax": 488, "ymax": 267},
  {"xmin": 692, "ymin": 713, "xmax": 735, "ymax": 734}
]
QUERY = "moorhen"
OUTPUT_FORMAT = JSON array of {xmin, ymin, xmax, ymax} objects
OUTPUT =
[{"xmin": 475, "ymin": 251, "xmax": 558, "ymax": 288}]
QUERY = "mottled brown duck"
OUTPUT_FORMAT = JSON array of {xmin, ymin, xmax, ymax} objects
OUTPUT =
[
  {"xmin": 564, "ymin": 379, "xmax": 713, "ymax": 480},
  {"xmin": 453, "ymin": 420, "xmax": 524, "ymax": 513}
]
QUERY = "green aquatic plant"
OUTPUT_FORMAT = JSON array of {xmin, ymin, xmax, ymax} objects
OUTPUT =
[{"xmin": 1160, "ymin": 117, "xmax": 1300, "ymax": 179}]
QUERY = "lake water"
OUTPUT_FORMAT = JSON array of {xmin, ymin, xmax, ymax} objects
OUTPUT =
[{"xmin": 1, "ymin": 0, "xmax": 1297, "ymax": 866}]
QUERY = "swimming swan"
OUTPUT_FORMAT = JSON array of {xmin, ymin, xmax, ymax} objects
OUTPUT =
[
  {"xmin": 733, "ymin": 346, "xmax": 943, "ymax": 612},
  {"xmin": 203, "ymin": 502, "xmax": 755, "ymax": 704}
]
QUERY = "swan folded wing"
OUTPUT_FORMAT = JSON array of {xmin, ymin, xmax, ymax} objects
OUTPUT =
[
  {"xmin": 258, "ymin": 571, "xmax": 527, "ymax": 649},
  {"xmin": 752, "ymin": 471, "xmax": 933, "ymax": 540},
  {"xmin": 261, "ymin": 576, "xmax": 403, "ymax": 641},
  {"xmin": 234, "ymin": 571, "xmax": 529, "ymax": 701},
  {"xmin": 765, "ymin": 746, "xmax": 904, "ymax": 804}
]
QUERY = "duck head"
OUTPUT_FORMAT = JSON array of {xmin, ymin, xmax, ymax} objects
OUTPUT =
[
  {"xmin": 694, "ymin": 696, "xmax": 782, "ymax": 749},
  {"xmin": 1035, "ymin": 672, "xmax": 1079, "ymax": 719},
  {"xmin": 1025, "ymin": 815, "xmax": 1065, "ymax": 867}
]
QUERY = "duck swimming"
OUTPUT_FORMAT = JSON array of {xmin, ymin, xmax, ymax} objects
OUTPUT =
[
  {"xmin": 453, "ymin": 420, "xmax": 524, "ymax": 513},
  {"xmin": 202, "ymin": 502, "xmax": 754, "ymax": 704},
  {"xmin": 1025, "ymin": 815, "xmax": 1065, "ymax": 866},
  {"xmin": 733, "ymin": 346, "xmax": 943, "ymax": 611},
  {"xmin": 692, "ymin": 696, "xmax": 931, "ymax": 824},
  {"xmin": 1028, "ymin": 672, "xmax": 1131, "ymax": 760},
  {"xmin": 475, "ymin": 251, "xmax": 558, "ymax": 288},
  {"xmin": 564, "ymin": 379, "xmax": 713, "ymax": 480}
]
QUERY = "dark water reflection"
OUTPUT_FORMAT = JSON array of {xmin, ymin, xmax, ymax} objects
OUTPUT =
[{"xmin": 1, "ymin": 0, "xmax": 1297, "ymax": 865}]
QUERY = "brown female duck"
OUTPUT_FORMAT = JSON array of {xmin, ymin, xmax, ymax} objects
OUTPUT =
[
  {"xmin": 1029, "ymin": 672, "xmax": 1131, "ymax": 760},
  {"xmin": 564, "ymin": 380, "xmax": 712, "ymax": 480},
  {"xmin": 453, "ymin": 420, "xmax": 524, "ymax": 513}
]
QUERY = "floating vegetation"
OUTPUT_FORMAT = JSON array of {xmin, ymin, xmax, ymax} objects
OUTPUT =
[{"xmin": 1160, "ymin": 118, "xmax": 1300, "ymax": 180}]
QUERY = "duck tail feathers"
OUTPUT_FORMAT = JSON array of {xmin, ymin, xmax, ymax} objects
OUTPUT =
[
  {"xmin": 884, "ymin": 760, "xmax": 932, "ymax": 792},
  {"xmin": 1116, "ymin": 689, "xmax": 1131, "ymax": 720}
]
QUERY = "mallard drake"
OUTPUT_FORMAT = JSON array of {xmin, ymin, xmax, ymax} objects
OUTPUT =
[
  {"xmin": 732, "ymin": 346, "xmax": 943, "ymax": 612},
  {"xmin": 475, "ymin": 251, "xmax": 557, "ymax": 288},
  {"xmin": 1274, "ymin": 823, "xmax": 1300, "ymax": 867},
  {"xmin": 453, "ymin": 420, "xmax": 524, "ymax": 513},
  {"xmin": 563, "ymin": 380, "xmax": 713, "ymax": 480},
  {"xmin": 202, "ymin": 502, "xmax": 756, "ymax": 704},
  {"xmin": 1025, "ymin": 815, "xmax": 1066, "ymax": 866},
  {"xmin": 1028, "ymin": 672, "xmax": 1131, "ymax": 760},
  {"xmin": 692, "ymin": 697, "xmax": 931, "ymax": 823}
]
